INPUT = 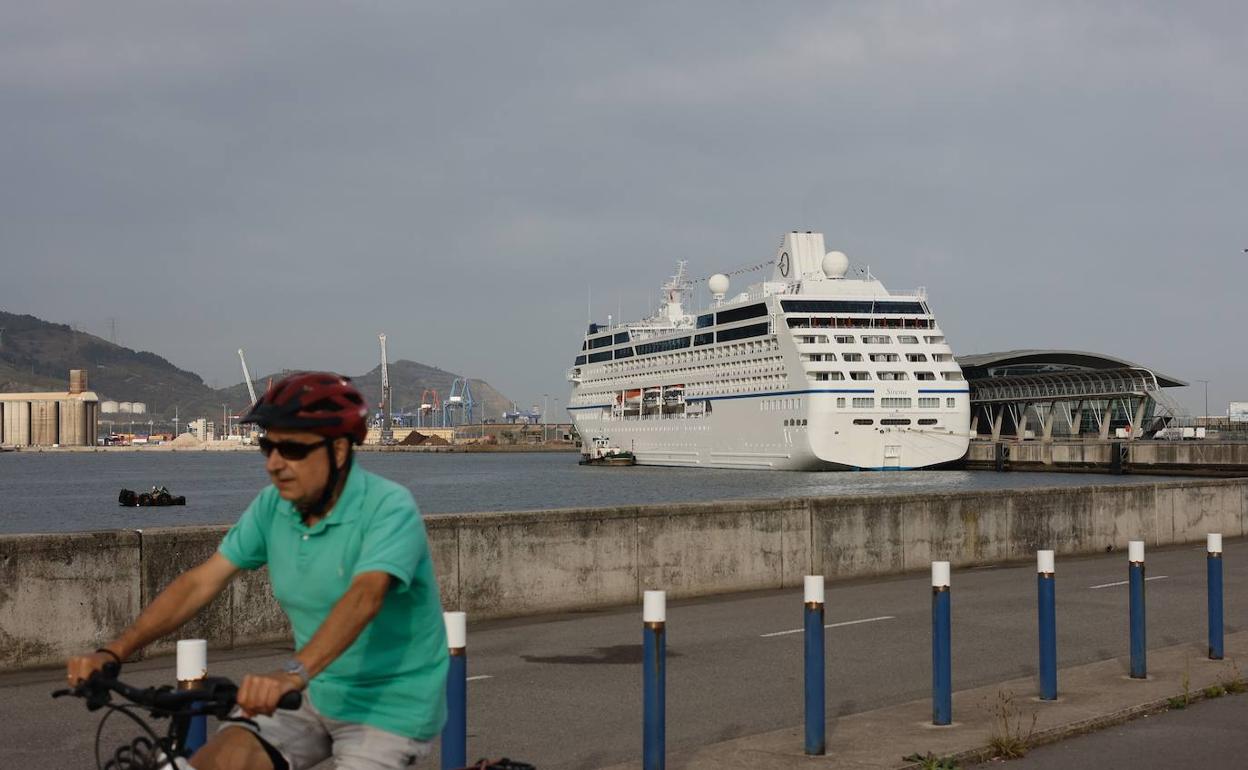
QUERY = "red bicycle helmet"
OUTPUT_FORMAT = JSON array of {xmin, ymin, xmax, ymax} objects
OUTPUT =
[{"xmin": 240, "ymin": 372, "xmax": 369, "ymax": 445}]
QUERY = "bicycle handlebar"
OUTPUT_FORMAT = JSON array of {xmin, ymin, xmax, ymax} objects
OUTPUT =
[{"xmin": 54, "ymin": 663, "xmax": 302, "ymax": 717}]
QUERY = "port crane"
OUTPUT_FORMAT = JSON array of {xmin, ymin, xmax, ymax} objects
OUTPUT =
[
  {"xmin": 378, "ymin": 333, "xmax": 393, "ymax": 442},
  {"xmin": 443, "ymin": 378, "xmax": 476, "ymax": 427},
  {"xmin": 237, "ymin": 349, "xmax": 259, "ymax": 407},
  {"xmin": 419, "ymin": 389, "xmax": 442, "ymax": 428}
]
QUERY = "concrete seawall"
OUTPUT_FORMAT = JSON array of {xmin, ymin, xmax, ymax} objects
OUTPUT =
[
  {"xmin": 2, "ymin": 478, "xmax": 1245, "ymax": 672},
  {"xmin": 966, "ymin": 440, "xmax": 1248, "ymax": 474}
]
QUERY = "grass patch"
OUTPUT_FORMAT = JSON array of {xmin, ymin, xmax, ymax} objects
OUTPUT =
[
  {"xmin": 985, "ymin": 689, "xmax": 1037, "ymax": 760},
  {"xmin": 903, "ymin": 751, "xmax": 961, "ymax": 769}
]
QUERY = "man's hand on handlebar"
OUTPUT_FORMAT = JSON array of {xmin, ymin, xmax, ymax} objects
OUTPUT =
[
  {"xmin": 66, "ymin": 651, "xmax": 120, "ymax": 687},
  {"xmin": 237, "ymin": 671, "xmax": 306, "ymax": 717}
]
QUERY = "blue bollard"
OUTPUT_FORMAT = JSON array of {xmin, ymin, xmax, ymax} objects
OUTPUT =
[
  {"xmin": 441, "ymin": 612, "xmax": 467, "ymax": 770},
  {"xmin": 931, "ymin": 562, "xmax": 952, "ymax": 725},
  {"xmin": 1208, "ymin": 534, "xmax": 1224, "ymax": 661},
  {"xmin": 176, "ymin": 639, "xmax": 208, "ymax": 755},
  {"xmin": 643, "ymin": 591, "xmax": 666, "ymax": 770},
  {"xmin": 1037, "ymin": 550, "xmax": 1057, "ymax": 700},
  {"xmin": 1128, "ymin": 541, "xmax": 1147, "ymax": 679},
  {"xmin": 804, "ymin": 576, "xmax": 826, "ymax": 756}
]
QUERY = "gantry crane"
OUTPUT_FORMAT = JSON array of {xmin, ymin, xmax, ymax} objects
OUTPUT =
[
  {"xmin": 443, "ymin": 378, "xmax": 476, "ymax": 427},
  {"xmin": 419, "ymin": 389, "xmax": 441, "ymax": 428},
  {"xmin": 378, "ymin": 333, "xmax": 393, "ymax": 442}
]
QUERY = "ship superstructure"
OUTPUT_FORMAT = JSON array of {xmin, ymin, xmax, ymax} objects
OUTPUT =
[{"xmin": 566, "ymin": 232, "xmax": 971, "ymax": 470}]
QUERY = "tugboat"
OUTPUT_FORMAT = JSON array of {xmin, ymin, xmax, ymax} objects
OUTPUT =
[
  {"xmin": 578, "ymin": 436, "xmax": 636, "ymax": 467},
  {"xmin": 119, "ymin": 486, "xmax": 187, "ymax": 507}
]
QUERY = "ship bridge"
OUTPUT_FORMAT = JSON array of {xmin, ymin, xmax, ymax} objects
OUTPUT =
[{"xmin": 958, "ymin": 350, "xmax": 1188, "ymax": 441}]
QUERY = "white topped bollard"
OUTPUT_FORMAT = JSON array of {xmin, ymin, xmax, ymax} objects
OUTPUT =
[
  {"xmin": 643, "ymin": 590, "xmax": 667, "ymax": 624},
  {"xmin": 441, "ymin": 612, "xmax": 468, "ymax": 770},
  {"xmin": 642, "ymin": 590, "xmax": 666, "ymax": 769},
  {"xmin": 1207, "ymin": 534, "xmax": 1224, "ymax": 660},
  {"xmin": 176, "ymin": 639, "xmax": 207, "ymax": 686},
  {"xmin": 176, "ymin": 639, "xmax": 208, "ymax": 753},
  {"xmin": 931, "ymin": 562, "xmax": 952, "ymax": 725},
  {"xmin": 803, "ymin": 576, "xmax": 826, "ymax": 755},
  {"xmin": 1128, "ymin": 541, "xmax": 1146, "ymax": 678},
  {"xmin": 1036, "ymin": 551, "xmax": 1057, "ymax": 700}
]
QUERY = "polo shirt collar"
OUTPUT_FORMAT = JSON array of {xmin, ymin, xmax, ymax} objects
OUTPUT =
[{"xmin": 276, "ymin": 463, "xmax": 365, "ymax": 533}]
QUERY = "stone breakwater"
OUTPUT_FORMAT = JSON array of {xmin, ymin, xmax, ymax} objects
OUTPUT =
[{"xmin": 2, "ymin": 477, "xmax": 1244, "ymax": 672}]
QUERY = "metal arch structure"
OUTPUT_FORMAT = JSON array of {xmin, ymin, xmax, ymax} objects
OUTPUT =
[{"xmin": 968, "ymin": 367, "xmax": 1188, "ymax": 442}]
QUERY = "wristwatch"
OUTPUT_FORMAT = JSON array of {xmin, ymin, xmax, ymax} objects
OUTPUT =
[{"xmin": 281, "ymin": 658, "xmax": 309, "ymax": 687}]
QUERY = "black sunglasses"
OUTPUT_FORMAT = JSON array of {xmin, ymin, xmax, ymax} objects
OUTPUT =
[{"xmin": 258, "ymin": 437, "xmax": 326, "ymax": 461}]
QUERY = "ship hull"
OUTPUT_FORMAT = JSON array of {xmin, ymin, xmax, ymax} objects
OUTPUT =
[{"xmin": 571, "ymin": 392, "xmax": 969, "ymax": 471}]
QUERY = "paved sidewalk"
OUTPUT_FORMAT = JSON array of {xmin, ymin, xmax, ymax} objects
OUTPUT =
[
  {"xmin": 603, "ymin": 631, "xmax": 1248, "ymax": 769},
  {"xmin": 1003, "ymin": 691, "xmax": 1248, "ymax": 769}
]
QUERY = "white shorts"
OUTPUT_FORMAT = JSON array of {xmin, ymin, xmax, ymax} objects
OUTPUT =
[{"xmin": 223, "ymin": 694, "xmax": 433, "ymax": 770}]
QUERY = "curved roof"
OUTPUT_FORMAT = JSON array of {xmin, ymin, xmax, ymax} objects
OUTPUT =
[{"xmin": 956, "ymin": 349, "xmax": 1187, "ymax": 388}]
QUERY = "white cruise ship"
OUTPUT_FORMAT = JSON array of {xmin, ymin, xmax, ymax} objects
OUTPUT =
[{"xmin": 566, "ymin": 232, "xmax": 971, "ymax": 470}]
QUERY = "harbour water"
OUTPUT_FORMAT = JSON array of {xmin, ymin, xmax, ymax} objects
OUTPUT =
[{"xmin": 0, "ymin": 451, "xmax": 1186, "ymax": 536}]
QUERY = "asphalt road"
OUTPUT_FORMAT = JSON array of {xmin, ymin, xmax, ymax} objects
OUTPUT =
[{"xmin": 3, "ymin": 539, "xmax": 1243, "ymax": 769}]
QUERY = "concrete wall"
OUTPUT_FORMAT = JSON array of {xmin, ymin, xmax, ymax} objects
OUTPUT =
[
  {"xmin": 967, "ymin": 440, "xmax": 1248, "ymax": 473},
  {"xmin": 1, "ymin": 478, "xmax": 1245, "ymax": 672},
  {"xmin": 0, "ymin": 531, "xmax": 141, "ymax": 671}
]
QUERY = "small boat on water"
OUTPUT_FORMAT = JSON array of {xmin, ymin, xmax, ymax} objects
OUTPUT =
[
  {"xmin": 579, "ymin": 436, "xmax": 636, "ymax": 467},
  {"xmin": 119, "ymin": 486, "xmax": 187, "ymax": 507}
]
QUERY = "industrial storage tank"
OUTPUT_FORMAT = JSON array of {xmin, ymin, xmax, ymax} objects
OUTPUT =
[
  {"xmin": 59, "ymin": 400, "xmax": 89, "ymax": 446},
  {"xmin": 131, "ymin": 402, "xmax": 147, "ymax": 415},
  {"xmin": 101, "ymin": 400, "xmax": 119, "ymax": 413},
  {"xmin": 31, "ymin": 400, "xmax": 58, "ymax": 446},
  {"xmin": 3, "ymin": 401, "xmax": 30, "ymax": 445},
  {"xmin": 119, "ymin": 402, "xmax": 134, "ymax": 414}
]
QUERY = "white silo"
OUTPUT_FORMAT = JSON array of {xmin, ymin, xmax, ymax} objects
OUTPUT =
[
  {"xmin": 101, "ymin": 401, "xmax": 119, "ymax": 414},
  {"xmin": 131, "ymin": 403, "xmax": 147, "ymax": 415}
]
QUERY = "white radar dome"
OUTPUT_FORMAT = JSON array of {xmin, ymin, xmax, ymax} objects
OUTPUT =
[
  {"xmin": 708, "ymin": 273, "xmax": 730, "ymax": 296},
  {"xmin": 822, "ymin": 250, "xmax": 849, "ymax": 278}
]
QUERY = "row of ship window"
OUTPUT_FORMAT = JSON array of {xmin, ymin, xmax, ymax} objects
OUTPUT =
[
  {"xmin": 804, "ymin": 352, "xmax": 954, "ymax": 363},
  {"xmin": 762, "ymin": 396, "xmax": 957, "ymax": 409},
  {"xmin": 811, "ymin": 371, "xmax": 964, "ymax": 381},
  {"xmin": 781, "ymin": 417, "xmax": 939, "ymax": 427},
  {"xmin": 786, "ymin": 317, "xmax": 935, "ymax": 330},
  {"xmin": 575, "ymin": 323, "xmax": 771, "ymax": 366},
  {"xmin": 795, "ymin": 334, "xmax": 946, "ymax": 345}
]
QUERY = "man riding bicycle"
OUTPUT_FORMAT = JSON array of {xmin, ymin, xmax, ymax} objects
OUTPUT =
[{"xmin": 67, "ymin": 372, "xmax": 449, "ymax": 769}]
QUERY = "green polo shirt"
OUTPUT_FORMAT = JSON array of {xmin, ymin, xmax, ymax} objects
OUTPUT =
[{"xmin": 218, "ymin": 465, "xmax": 448, "ymax": 739}]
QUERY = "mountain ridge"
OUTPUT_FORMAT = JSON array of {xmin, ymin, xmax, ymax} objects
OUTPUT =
[{"xmin": 0, "ymin": 309, "xmax": 514, "ymax": 424}]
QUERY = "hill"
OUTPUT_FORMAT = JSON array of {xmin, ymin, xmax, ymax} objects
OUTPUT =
[
  {"xmin": 217, "ymin": 360, "xmax": 514, "ymax": 422},
  {"xmin": 0, "ymin": 310, "xmax": 218, "ymax": 416},
  {"xmin": 0, "ymin": 310, "xmax": 516, "ymax": 424}
]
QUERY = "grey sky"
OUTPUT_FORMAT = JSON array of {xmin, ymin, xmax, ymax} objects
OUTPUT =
[{"xmin": 2, "ymin": 2, "xmax": 1244, "ymax": 415}]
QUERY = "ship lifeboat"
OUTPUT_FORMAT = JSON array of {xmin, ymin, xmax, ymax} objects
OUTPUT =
[{"xmin": 617, "ymin": 389, "xmax": 643, "ymax": 405}]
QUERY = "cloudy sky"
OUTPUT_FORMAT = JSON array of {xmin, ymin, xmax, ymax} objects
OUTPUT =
[{"xmin": 2, "ymin": 2, "xmax": 1244, "ymax": 415}]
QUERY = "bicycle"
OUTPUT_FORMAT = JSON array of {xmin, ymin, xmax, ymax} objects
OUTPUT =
[{"xmin": 53, "ymin": 662, "xmax": 300, "ymax": 770}]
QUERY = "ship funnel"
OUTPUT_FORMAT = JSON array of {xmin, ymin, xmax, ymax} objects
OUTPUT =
[{"xmin": 771, "ymin": 232, "xmax": 827, "ymax": 283}]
